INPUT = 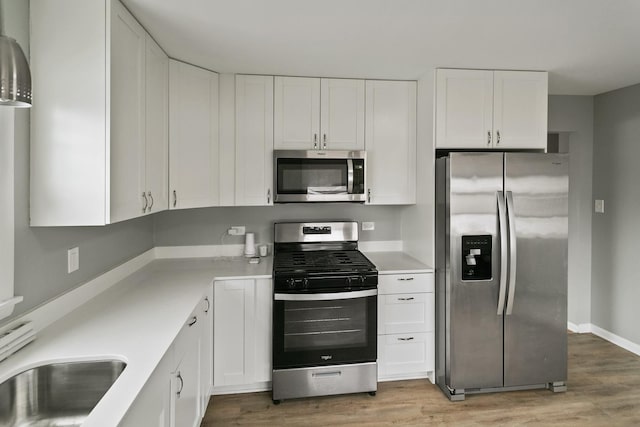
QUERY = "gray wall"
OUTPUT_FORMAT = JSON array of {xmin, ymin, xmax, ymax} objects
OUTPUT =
[
  {"xmin": 548, "ymin": 95, "xmax": 594, "ymax": 328},
  {"xmin": 153, "ymin": 204, "xmax": 405, "ymax": 247},
  {"xmin": 2, "ymin": 0, "xmax": 155, "ymax": 325},
  {"xmin": 592, "ymin": 83, "xmax": 640, "ymax": 345}
]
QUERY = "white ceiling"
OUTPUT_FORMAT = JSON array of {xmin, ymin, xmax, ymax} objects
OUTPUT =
[{"xmin": 121, "ymin": 0, "xmax": 640, "ymax": 95}]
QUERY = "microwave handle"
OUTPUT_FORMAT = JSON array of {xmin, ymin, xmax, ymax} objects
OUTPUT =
[{"xmin": 347, "ymin": 159, "xmax": 354, "ymax": 194}]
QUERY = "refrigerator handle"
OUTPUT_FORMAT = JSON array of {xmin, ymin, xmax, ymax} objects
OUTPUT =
[
  {"xmin": 505, "ymin": 191, "xmax": 518, "ymax": 315},
  {"xmin": 496, "ymin": 191, "xmax": 508, "ymax": 315}
]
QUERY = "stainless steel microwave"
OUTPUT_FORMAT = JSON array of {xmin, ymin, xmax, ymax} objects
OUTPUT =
[{"xmin": 273, "ymin": 150, "xmax": 366, "ymax": 203}]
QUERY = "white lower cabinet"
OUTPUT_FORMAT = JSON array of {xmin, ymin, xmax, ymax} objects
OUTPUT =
[
  {"xmin": 377, "ymin": 272, "xmax": 434, "ymax": 382},
  {"xmin": 213, "ymin": 278, "xmax": 273, "ymax": 393},
  {"xmin": 120, "ymin": 290, "xmax": 212, "ymax": 427}
]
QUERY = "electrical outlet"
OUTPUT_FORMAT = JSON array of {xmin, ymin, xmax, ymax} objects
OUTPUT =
[
  {"xmin": 67, "ymin": 247, "xmax": 79, "ymax": 273},
  {"xmin": 595, "ymin": 199, "xmax": 605, "ymax": 213},
  {"xmin": 228, "ymin": 226, "xmax": 246, "ymax": 236},
  {"xmin": 362, "ymin": 222, "xmax": 375, "ymax": 231}
]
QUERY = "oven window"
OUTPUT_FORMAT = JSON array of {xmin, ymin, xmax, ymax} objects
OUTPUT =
[
  {"xmin": 283, "ymin": 299, "xmax": 367, "ymax": 352},
  {"xmin": 277, "ymin": 159, "xmax": 348, "ymax": 194}
]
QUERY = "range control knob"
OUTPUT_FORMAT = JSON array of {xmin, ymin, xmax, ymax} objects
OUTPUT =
[
  {"xmin": 302, "ymin": 278, "xmax": 309, "ymax": 290},
  {"xmin": 287, "ymin": 278, "xmax": 296, "ymax": 289},
  {"xmin": 345, "ymin": 277, "xmax": 353, "ymax": 288},
  {"xmin": 360, "ymin": 275, "xmax": 367, "ymax": 284}
]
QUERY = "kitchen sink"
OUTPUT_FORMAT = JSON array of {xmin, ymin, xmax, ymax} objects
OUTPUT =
[{"xmin": 0, "ymin": 359, "xmax": 126, "ymax": 427}]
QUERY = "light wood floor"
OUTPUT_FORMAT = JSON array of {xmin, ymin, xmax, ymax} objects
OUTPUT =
[{"xmin": 202, "ymin": 334, "xmax": 640, "ymax": 426}]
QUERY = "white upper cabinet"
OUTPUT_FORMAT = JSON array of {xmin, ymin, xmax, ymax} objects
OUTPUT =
[
  {"xmin": 274, "ymin": 77, "xmax": 365, "ymax": 150},
  {"xmin": 144, "ymin": 35, "xmax": 169, "ymax": 214},
  {"xmin": 110, "ymin": 1, "xmax": 146, "ymax": 223},
  {"xmin": 365, "ymin": 80, "xmax": 417, "ymax": 205},
  {"xmin": 235, "ymin": 75, "xmax": 274, "ymax": 206},
  {"xmin": 492, "ymin": 71, "xmax": 548, "ymax": 149},
  {"xmin": 30, "ymin": 0, "xmax": 169, "ymax": 226},
  {"xmin": 435, "ymin": 69, "xmax": 547, "ymax": 150},
  {"xmin": 169, "ymin": 60, "xmax": 220, "ymax": 210}
]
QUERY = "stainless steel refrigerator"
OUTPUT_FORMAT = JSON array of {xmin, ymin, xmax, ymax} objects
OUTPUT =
[{"xmin": 435, "ymin": 152, "xmax": 568, "ymax": 401}]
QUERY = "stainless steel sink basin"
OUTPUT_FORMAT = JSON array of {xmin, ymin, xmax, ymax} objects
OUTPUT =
[{"xmin": 0, "ymin": 360, "xmax": 126, "ymax": 427}]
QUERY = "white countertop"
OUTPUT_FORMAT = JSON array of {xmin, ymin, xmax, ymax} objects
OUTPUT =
[
  {"xmin": 0, "ymin": 256, "xmax": 272, "ymax": 427},
  {"xmin": 363, "ymin": 251, "xmax": 433, "ymax": 274}
]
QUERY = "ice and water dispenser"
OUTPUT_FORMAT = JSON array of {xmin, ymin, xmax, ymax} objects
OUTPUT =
[{"xmin": 461, "ymin": 235, "xmax": 492, "ymax": 280}]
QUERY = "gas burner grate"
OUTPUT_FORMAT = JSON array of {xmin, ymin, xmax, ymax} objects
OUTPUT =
[{"xmin": 274, "ymin": 250, "xmax": 375, "ymax": 273}]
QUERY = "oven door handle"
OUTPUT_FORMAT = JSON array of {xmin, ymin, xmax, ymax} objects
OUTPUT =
[{"xmin": 274, "ymin": 289, "xmax": 377, "ymax": 301}]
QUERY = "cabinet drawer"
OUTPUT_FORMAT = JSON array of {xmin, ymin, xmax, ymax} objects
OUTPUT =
[
  {"xmin": 378, "ymin": 273, "xmax": 433, "ymax": 294},
  {"xmin": 377, "ymin": 332, "xmax": 434, "ymax": 378},
  {"xmin": 378, "ymin": 293, "xmax": 434, "ymax": 334}
]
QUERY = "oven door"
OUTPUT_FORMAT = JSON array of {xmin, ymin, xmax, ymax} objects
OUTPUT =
[
  {"xmin": 273, "ymin": 289, "xmax": 377, "ymax": 369},
  {"xmin": 274, "ymin": 150, "xmax": 366, "ymax": 203}
]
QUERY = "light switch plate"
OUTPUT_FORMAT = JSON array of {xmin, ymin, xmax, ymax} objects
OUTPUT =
[
  {"xmin": 67, "ymin": 247, "xmax": 79, "ymax": 273},
  {"xmin": 595, "ymin": 199, "xmax": 605, "ymax": 213},
  {"xmin": 362, "ymin": 222, "xmax": 375, "ymax": 231}
]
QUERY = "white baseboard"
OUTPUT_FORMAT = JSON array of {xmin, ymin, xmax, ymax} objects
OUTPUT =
[
  {"xmin": 212, "ymin": 381, "xmax": 271, "ymax": 395},
  {"xmin": 590, "ymin": 324, "xmax": 640, "ymax": 357},
  {"xmin": 567, "ymin": 322, "xmax": 592, "ymax": 333}
]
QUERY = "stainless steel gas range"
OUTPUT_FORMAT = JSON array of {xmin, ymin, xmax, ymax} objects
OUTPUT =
[{"xmin": 271, "ymin": 221, "xmax": 378, "ymax": 403}]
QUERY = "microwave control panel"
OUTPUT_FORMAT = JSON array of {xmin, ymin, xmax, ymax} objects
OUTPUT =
[{"xmin": 461, "ymin": 235, "xmax": 492, "ymax": 281}]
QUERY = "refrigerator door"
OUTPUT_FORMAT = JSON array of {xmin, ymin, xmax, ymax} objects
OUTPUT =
[
  {"xmin": 503, "ymin": 153, "xmax": 568, "ymax": 387},
  {"xmin": 445, "ymin": 153, "xmax": 504, "ymax": 390}
]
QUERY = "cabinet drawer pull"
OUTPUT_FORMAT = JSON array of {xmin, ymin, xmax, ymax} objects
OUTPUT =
[
  {"xmin": 398, "ymin": 337, "xmax": 414, "ymax": 341},
  {"xmin": 367, "ymin": 188, "xmax": 371, "ymax": 203},
  {"xmin": 497, "ymin": 130, "xmax": 501, "ymax": 144},
  {"xmin": 176, "ymin": 372, "xmax": 184, "ymax": 396},
  {"xmin": 397, "ymin": 297, "xmax": 415, "ymax": 301},
  {"xmin": 173, "ymin": 190, "xmax": 177, "ymax": 207},
  {"xmin": 147, "ymin": 191, "xmax": 154, "ymax": 210},
  {"xmin": 323, "ymin": 133, "xmax": 327, "ymax": 149},
  {"xmin": 188, "ymin": 316, "xmax": 197, "ymax": 327},
  {"xmin": 487, "ymin": 130, "xmax": 492, "ymax": 145},
  {"xmin": 204, "ymin": 297, "xmax": 210, "ymax": 313},
  {"xmin": 313, "ymin": 133, "xmax": 318, "ymax": 149},
  {"xmin": 397, "ymin": 277, "xmax": 414, "ymax": 281},
  {"xmin": 267, "ymin": 188, "xmax": 271, "ymax": 204}
]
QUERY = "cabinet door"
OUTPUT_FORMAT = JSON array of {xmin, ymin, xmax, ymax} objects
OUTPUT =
[
  {"xmin": 365, "ymin": 80, "xmax": 416, "ymax": 205},
  {"xmin": 235, "ymin": 75, "xmax": 274, "ymax": 206},
  {"xmin": 274, "ymin": 76, "xmax": 320, "ymax": 149},
  {"xmin": 200, "ymin": 289, "xmax": 214, "ymax": 413},
  {"xmin": 213, "ymin": 279, "xmax": 272, "ymax": 387},
  {"xmin": 172, "ymin": 343, "xmax": 201, "ymax": 427},
  {"xmin": 144, "ymin": 35, "xmax": 169, "ymax": 214},
  {"xmin": 110, "ymin": 1, "xmax": 146, "ymax": 223},
  {"xmin": 435, "ymin": 69, "xmax": 494, "ymax": 149},
  {"xmin": 320, "ymin": 78, "xmax": 365, "ymax": 150},
  {"xmin": 493, "ymin": 71, "xmax": 548, "ymax": 150},
  {"xmin": 214, "ymin": 280, "xmax": 255, "ymax": 386},
  {"xmin": 169, "ymin": 60, "xmax": 219, "ymax": 210}
]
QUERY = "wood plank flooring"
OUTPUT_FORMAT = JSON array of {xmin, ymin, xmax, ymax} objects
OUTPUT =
[{"xmin": 202, "ymin": 334, "xmax": 640, "ymax": 426}]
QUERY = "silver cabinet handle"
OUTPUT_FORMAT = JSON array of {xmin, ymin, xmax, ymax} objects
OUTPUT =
[
  {"xmin": 367, "ymin": 188, "xmax": 371, "ymax": 203},
  {"xmin": 267, "ymin": 188, "xmax": 271, "ymax": 204},
  {"xmin": 313, "ymin": 133, "xmax": 318, "ymax": 149},
  {"xmin": 142, "ymin": 192, "xmax": 148, "ymax": 213},
  {"xmin": 173, "ymin": 190, "xmax": 177, "ymax": 207},
  {"xmin": 323, "ymin": 133, "xmax": 327, "ymax": 149},
  {"xmin": 176, "ymin": 372, "xmax": 184, "ymax": 396},
  {"xmin": 147, "ymin": 191, "xmax": 154, "ymax": 211},
  {"xmin": 397, "ymin": 277, "xmax": 414, "ymax": 281},
  {"xmin": 188, "ymin": 316, "xmax": 197, "ymax": 327},
  {"xmin": 398, "ymin": 337, "xmax": 414, "ymax": 341},
  {"xmin": 497, "ymin": 130, "xmax": 501, "ymax": 145},
  {"xmin": 397, "ymin": 297, "xmax": 415, "ymax": 301},
  {"xmin": 487, "ymin": 131, "xmax": 492, "ymax": 146},
  {"xmin": 204, "ymin": 297, "xmax": 210, "ymax": 313}
]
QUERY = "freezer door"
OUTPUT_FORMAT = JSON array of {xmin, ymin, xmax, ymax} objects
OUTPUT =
[
  {"xmin": 446, "ymin": 153, "xmax": 504, "ymax": 390},
  {"xmin": 503, "ymin": 153, "xmax": 568, "ymax": 387}
]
